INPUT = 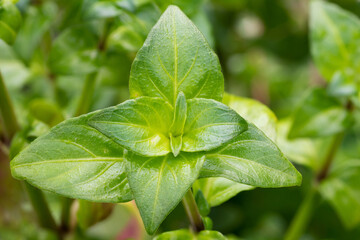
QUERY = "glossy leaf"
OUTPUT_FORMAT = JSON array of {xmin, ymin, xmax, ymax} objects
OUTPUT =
[
  {"xmin": 182, "ymin": 98, "xmax": 248, "ymax": 152},
  {"xmin": 193, "ymin": 177, "xmax": 254, "ymax": 207},
  {"xmin": 11, "ymin": 112, "xmax": 132, "ymax": 203},
  {"xmin": 89, "ymin": 97, "xmax": 173, "ymax": 157},
  {"xmin": 223, "ymin": 93, "xmax": 277, "ymax": 141},
  {"xmin": 310, "ymin": 1, "xmax": 360, "ymax": 82},
  {"xmin": 129, "ymin": 5, "xmax": 224, "ymax": 106},
  {"xmin": 125, "ymin": 151, "xmax": 205, "ymax": 234},
  {"xmin": 200, "ymin": 124, "xmax": 302, "ymax": 188},
  {"xmin": 320, "ymin": 160, "xmax": 360, "ymax": 229},
  {"xmin": 288, "ymin": 88, "xmax": 351, "ymax": 139},
  {"xmin": 0, "ymin": 2, "xmax": 21, "ymax": 45}
]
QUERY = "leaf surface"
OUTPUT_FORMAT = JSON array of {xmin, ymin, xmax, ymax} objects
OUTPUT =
[
  {"xmin": 200, "ymin": 124, "xmax": 302, "ymax": 188},
  {"xmin": 288, "ymin": 88, "xmax": 351, "ymax": 139},
  {"xmin": 89, "ymin": 97, "xmax": 173, "ymax": 157},
  {"xmin": 320, "ymin": 160, "xmax": 360, "ymax": 229},
  {"xmin": 310, "ymin": 1, "xmax": 360, "ymax": 82},
  {"xmin": 11, "ymin": 112, "xmax": 132, "ymax": 203},
  {"xmin": 182, "ymin": 98, "xmax": 248, "ymax": 152},
  {"xmin": 125, "ymin": 151, "xmax": 204, "ymax": 234},
  {"xmin": 193, "ymin": 177, "xmax": 254, "ymax": 207},
  {"xmin": 0, "ymin": 3, "xmax": 21, "ymax": 45},
  {"xmin": 129, "ymin": 5, "xmax": 223, "ymax": 106}
]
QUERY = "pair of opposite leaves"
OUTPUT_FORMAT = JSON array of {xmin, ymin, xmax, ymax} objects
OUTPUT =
[{"xmin": 11, "ymin": 6, "xmax": 301, "ymax": 234}]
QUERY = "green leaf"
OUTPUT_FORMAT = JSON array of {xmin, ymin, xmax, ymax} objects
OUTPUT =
[
  {"xmin": 0, "ymin": 2, "xmax": 21, "ymax": 45},
  {"xmin": 129, "ymin": 5, "xmax": 224, "ymax": 106},
  {"xmin": 288, "ymin": 88, "xmax": 351, "ymax": 139},
  {"xmin": 48, "ymin": 24, "xmax": 98, "ymax": 75},
  {"xmin": 195, "ymin": 190, "xmax": 210, "ymax": 217},
  {"xmin": 154, "ymin": 229, "xmax": 227, "ymax": 240},
  {"xmin": 125, "ymin": 151, "xmax": 205, "ymax": 234},
  {"xmin": 11, "ymin": 112, "xmax": 132, "ymax": 203},
  {"xmin": 89, "ymin": 97, "xmax": 173, "ymax": 157},
  {"xmin": 310, "ymin": 1, "xmax": 360, "ymax": 82},
  {"xmin": 200, "ymin": 124, "xmax": 302, "ymax": 188},
  {"xmin": 319, "ymin": 160, "xmax": 360, "ymax": 229},
  {"xmin": 77, "ymin": 200, "xmax": 114, "ymax": 230},
  {"xmin": 277, "ymin": 118, "xmax": 331, "ymax": 171},
  {"xmin": 29, "ymin": 99, "xmax": 64, "ymax": 127},
  {"xmin": 182, "ymin": 98, "xmax": 248, "ymax": 152},
  {"xmin": 169, "ymin": 92, "xmax": 187, "ymax": 156},
  {"xmin": 193, "ymin": 178, "xmax": 254, "ymax": 207},
  {"xmin": 223, "ymin": 93, "xmax": 277, "ymax": 141}
]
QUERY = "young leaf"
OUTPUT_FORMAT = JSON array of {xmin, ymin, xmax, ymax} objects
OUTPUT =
[
  {"xmin": 193, "ymin": 177, "xmax": 254, "ymax": 207},
  {"xmin": 89, "ymin": 97, "xmax": 173, "ymax": 157},
  {"xmin": 169, "ymin": 92, "xmax": 187, "ymax": 156},
  {"xmin": 0, "ymin": 2, "xmax": 22, "ymax": 45},
  {"xmin": 200, "ymin": 124, "xmax": 302, "ymax": 188},
  {"xmin": 129, "ymin": 5, "xmax": 224, "ymax": 106},
  {"xmin": 182, "ymin": 98, "xmax": 248, "ymax": 152},
  {"xmin": 11, "ymin": 112, "xmax": 132, "ymax": 203},
  {"xmin": 288, "ymin": 88, "xmax": 352, "ymax": 139},
  {"xmin": 125, "ymin": 151, "xmax": 205, "ymax": 234},
  {"xmin": 319, "ymin": 160, "xmax": 360, "ymax": 229},
  {"xmin": 223, "ymin": 93, "xmax": 277, "ymax": 141},
  {"xmin": 310, "ymin": 1, "xmax": 360, "ymax": 82}
]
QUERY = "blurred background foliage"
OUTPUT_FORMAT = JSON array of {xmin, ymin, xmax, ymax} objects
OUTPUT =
[{"xmin": 1, "ymin": 0, "xmax": 360, "ymax": 239}]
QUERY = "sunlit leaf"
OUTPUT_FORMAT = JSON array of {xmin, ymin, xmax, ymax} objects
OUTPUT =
[
  {"xmin": 89, "ymin": 97, "xmax": 173, "ymax": 157},
  {"xmin": 200, "ymin": 124, "xmax": 302, "ymax": 188},
  {"xmin": 129, "ymin": 5, "xmax": 223, "ymax": 106},
  {"xmin": 125, "ymin": 151, "xmax": 205, "ymax": 234},
  {"xmin": 182, "ymin": 98, "xmax": 247, "ymax": 152},
  {"xmin": 11, "ymin": 112, "xmax": 132, "ymax": 203}
]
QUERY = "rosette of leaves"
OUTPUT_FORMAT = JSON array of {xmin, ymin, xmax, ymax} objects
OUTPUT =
[{"xmin": 11, "ymin": 5, "xmax": 301, "ymax": 235}]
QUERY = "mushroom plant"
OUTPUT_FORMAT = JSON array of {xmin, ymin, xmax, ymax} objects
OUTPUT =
[{"xmin": 10, "ymin": 5, "xmax": 302, "ymax": 237}]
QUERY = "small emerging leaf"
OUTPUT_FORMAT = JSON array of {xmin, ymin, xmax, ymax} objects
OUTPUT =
[
  {"xmin": 182, "ymin": 98, "xmax": 248, "ymax": 152},
  {"xmin": 11, "ymin": 112, "xmax": 132, "ymax": 203},
  {"xmin": 125, "ymin": 151, "xmax": 205, "ymax": 234},
  {"xmin": 89, "ymin": 97, "xmax": 173, "ymax": 157},
  {"xmin": 200, "ymin": 124, "xmax": 302, "ymax": 188},
  {"xmin": 129, "ymin": 5, "xmax": 224, "ymax": 106},
  {"xmin": 193, "ymin": 178, "xmax": 254, "ymax": 207}
]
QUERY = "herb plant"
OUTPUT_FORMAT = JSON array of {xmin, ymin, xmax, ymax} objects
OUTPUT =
[{"xmin": 9, "ymin": 4, "xmax": 302, "ymax": 237}]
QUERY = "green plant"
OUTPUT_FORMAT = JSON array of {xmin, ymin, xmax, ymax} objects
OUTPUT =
[
  {"xmin": 9, "ymin": 5, "xmax": 302, "ymax": 238},
  {"xmin": 280, "ymin": 1, "xmax": 360, "ymax": 239}
]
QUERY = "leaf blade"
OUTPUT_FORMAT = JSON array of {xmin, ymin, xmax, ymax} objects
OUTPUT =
[
  {"xmin": 125, "ymin": 151, "xmax": 205, "ymax": 234},
  {"xmin": 11, "ymin": 112, "xmax": 132, "ymax": 203},
  {"xmin": 89, "ymin": 97, "xmax": 173, "ymax": 157},
  {"xmin": 129, "ymin": 5, "xmax": 224, "ymax": 106}
]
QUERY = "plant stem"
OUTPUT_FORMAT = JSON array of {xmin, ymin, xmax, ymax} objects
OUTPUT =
[
  {"xmin": 24, "ymin": 182, "xmax": 58, "ymax": 232},
  {"xmin": 60, "ymin": 197, "xmax": 73, "ymax": 232},
  {"xmin": 285, "ymin": 131, "xmax": 344, "ymax": 239},
  {"xmin": 284, "ymin": 186, "xmax": 318, "ymax": 240},
  {"xmin": 74, "ymin": 72, "xmax": 97, "ymax": 117},
  {"xmin": 316, "ymin": 132, "xmax": 344, "ymax": 182},
  {"xmin": 0, "ymin": 72, "xmax": 20, "ymax": 142},
  {"xmin": 182, "ymin": 189, "xmax": 204, "ymax": 233}
]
